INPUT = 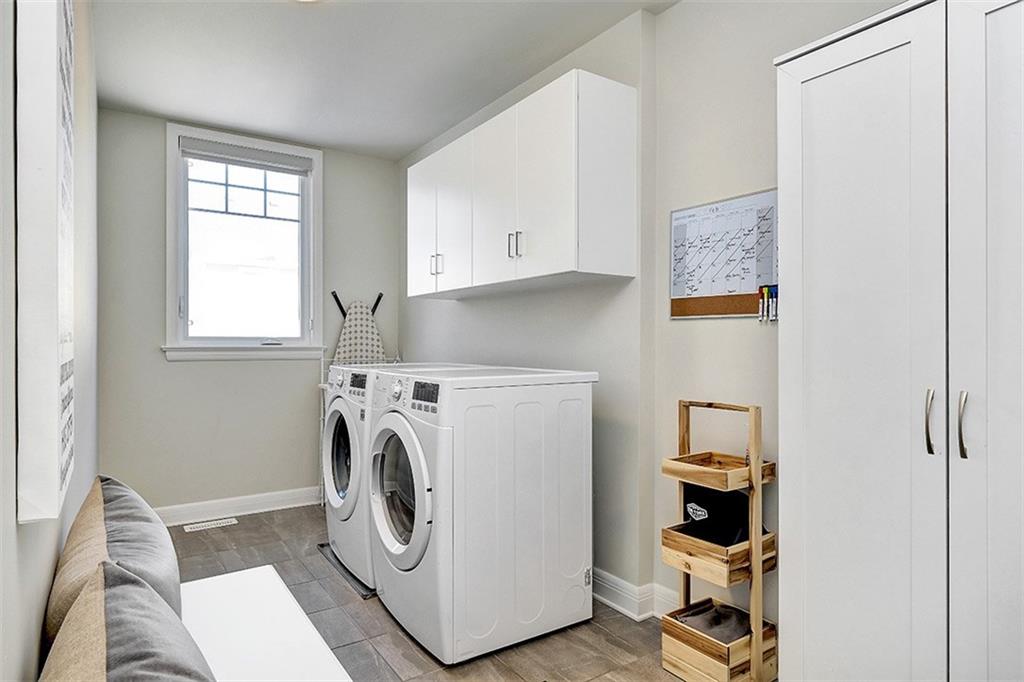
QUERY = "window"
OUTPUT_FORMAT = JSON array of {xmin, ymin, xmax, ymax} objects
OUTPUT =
[{"xmin": 164, "ymin": 124, "xmax": 322, "ymax": 360}]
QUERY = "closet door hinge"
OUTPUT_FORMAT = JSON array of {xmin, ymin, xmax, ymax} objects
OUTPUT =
[{"xmin": 584, "ymin": 567, "xmax": 592, "ymax": 587}]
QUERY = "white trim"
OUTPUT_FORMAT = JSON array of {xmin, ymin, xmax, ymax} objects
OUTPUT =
[
  {"xmin": 592, "ymin": 568, "xmax": 654, "ymax": 621},
  {"xmin": 161, "ymin": 345, "xmax": 324, "ymax": 362},
  {"xmin": 591, "ymin": 570, "xmax": 687, "ymax": 621},
  {"xmin": 156, "ymin": 485, "xmax": 321, "ymax": 527},
  {"xmin": 164, "ymin": 122, "xmax": 324, "ymax": 360},
  {"xmin": 774, "ymin": 0, "xmax": 935, "ymax": 65}
]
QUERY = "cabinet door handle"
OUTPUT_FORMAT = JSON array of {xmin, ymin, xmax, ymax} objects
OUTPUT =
[
  {"xmin": 436, "ymin": 253, "xmax": 444, "ymax": 274},
  {"xmin": 429, "ymin": 254, "xmax": 436, "ymax": 275},
  {"xmin": 924, "ymin": 388, "xmax": 935, "ymax": 455},
  {"xmin": 507, "ymin": 233, "xmax": 514, "ymax": 259},
  {"xmin": 515, "ymin": 230, "xmax": 522, "ymax": 257},
  {"xmin": 958, "ymin": 390, "xmax": 969, "ymax": 459}
]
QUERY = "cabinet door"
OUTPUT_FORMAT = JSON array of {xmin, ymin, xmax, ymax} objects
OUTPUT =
[
  {"xmin": 472, "ymin": 108, "xmax": 518, "ymax": 286},
  {"xmin": 406, "ymin": 159, "xmax": 436, "ymax": 297},
  {"xmin": 948, "ymin": 2, "xmax": 1024, "ymax": 679},
  {"xmin": 434, "ymin": 135, "xmax": 473, "ymax": 292},
  {"xmin": 776, "ymin": 3, "xmax": 946, "ymax": 679},
  {"xmin": 515, "ymin": 72, "xmax": 577, "ymax": 279}
]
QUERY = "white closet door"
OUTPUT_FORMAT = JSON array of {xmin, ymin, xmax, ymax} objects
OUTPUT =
[
  {"xmin": 472, "ymin": 108, "xmax": 518, "ymax": 286},
  {"xmin": 515, "ymin": 72, "xmax": 577, "ymax": 279},
  {"xmin": 776, "ymin": 2, "xmax": 946, "ymax": 680},
  {"xmin": 949, "ymin": 2, "xmax": 1024, "ymax": 679},
  {"xmin": 407, "ymin": 158, "xmax": 437, "ymax": 297},
  {"xmin": 434, "ymin": 134, "xmax": 473, "ymax": 292}
]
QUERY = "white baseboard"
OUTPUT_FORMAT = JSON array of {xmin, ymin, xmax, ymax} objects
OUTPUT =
[
  {"xmin": 592, "ymin": 569, "xmax": 682, "ymax": 621},
  {"xmin": 592, "ymin": 568, "xmax": 654, "ymax": 621},
  {"xmin": 156, "ymin": 486, "xmax": 321, "ymax": 527}
]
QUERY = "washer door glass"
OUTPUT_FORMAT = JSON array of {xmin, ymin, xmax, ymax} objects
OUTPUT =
[
  {"xmin": 322, "ymin": 399, "xmax": 361, "ymax": 521},
  {"xmin": 331, "ymin": 413, "xmax": 352, "ymax": 498},
  {"xmin": 380, "ymin": 434, "xmax": 415, "ymax": 545}
]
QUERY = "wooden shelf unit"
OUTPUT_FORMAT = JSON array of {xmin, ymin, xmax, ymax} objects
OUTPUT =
[{"xmin": 660, "ymin": 401, "xmax": 777, "ymax": 682}]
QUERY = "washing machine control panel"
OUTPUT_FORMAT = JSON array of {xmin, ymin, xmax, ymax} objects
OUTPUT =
[
  {"xmin": 375, "ymin": 375, "xmax": 443, "ymax": 422},
  {"xmin": 345, "ymin": 372, "xmax": 368, "ymax": 402}
]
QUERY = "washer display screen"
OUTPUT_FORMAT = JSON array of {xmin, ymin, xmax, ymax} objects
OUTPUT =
[{"xmin": 380, "ymin": 434, "xmax": 415, "ymax": 545}]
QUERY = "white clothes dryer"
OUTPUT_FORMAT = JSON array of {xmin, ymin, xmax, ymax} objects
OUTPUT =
[
  {"xmin": 367, "ymin": 366, "xmax": 598, "ymax": 664},
  {"xmin": 321, "ymin": 363, "xmax": 477, "ymax": 590}
]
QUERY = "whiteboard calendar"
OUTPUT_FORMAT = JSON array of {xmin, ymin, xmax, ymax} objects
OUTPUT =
[{"xmin": 670, "ymin": 189, "xmax": 778, "ymax": 300}]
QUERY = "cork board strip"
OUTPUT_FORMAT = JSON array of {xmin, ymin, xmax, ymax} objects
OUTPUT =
[{"xmin": 670, "ymin": 293, "xmax": 760, "ymax": 318}]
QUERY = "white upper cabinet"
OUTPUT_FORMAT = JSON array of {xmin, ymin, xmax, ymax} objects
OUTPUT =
[
  {"xmin": 434, "ymin": 135, "xmax": 473, "ymax": 292},
  {"xmin": 472, "ymin": 108, "xmax": 518, "ymax": 287},
  {"xmin": 407, "ymin": 69, "xmax": 637, "ymax": 298},
  {"xmin": 407, "ymin": 134, "xmax": 473, "ymax": 295},
  {"xmin": 407, "ymin": 155, "xmax": 438, "ymax": 297},
  {"xmin": 514, "ymin": 73, "xmax": 578, "ymax": 281}
]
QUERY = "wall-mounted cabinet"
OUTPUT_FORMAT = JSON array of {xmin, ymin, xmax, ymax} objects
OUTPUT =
[{"xmin": 407, "ymin": 69, "xmax": 637, "ymax": 299}]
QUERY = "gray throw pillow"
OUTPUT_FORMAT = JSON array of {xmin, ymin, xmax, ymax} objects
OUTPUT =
[
  {"xmin": 41, "ymin": 561, "xmax": 214, "ymax": 681},
  {"xmin": 45, "ymin": 476, "xmax": 180, "ymax": 641}
]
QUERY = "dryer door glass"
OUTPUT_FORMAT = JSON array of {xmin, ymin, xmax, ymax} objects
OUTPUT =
[
  {"xmin": 331, "ymin": 413, "xmax": 352, "ymax": 498},
  {"xmin": 380, "ymin": 433, "xmax": 415, "ymax": 545}
]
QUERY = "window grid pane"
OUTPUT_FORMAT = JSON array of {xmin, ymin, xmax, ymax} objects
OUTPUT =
[{"xmin": 184, "ymin": 156, "xmax": 305, "ymax": 339}]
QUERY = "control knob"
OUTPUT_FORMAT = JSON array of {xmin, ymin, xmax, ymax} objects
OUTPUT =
[{"xmin": 390, "ymin": 379, "xmax": 404, "ymax": 402}]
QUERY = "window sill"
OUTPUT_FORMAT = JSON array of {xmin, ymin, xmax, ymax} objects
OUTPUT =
[{"xmin": 162, "ymin": 345, "xmax": 325, "ymax": 362}]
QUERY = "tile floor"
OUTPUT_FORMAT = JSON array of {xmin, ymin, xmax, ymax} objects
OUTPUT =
[{"xmin": 171, "ymin": 505, "xmax": 671, "ymax": 682}]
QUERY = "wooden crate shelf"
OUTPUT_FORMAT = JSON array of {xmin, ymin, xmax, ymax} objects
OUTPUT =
[
  {"xmin": 661, "ymin": 523, "xmax": 777, "ymax": 588},
  {"xmin": 662, "ymin": 400, "xmax": 776, "ymax": 681},
  {"xmin": 662, "ymin": 452, "xmax": 776, "ymax": 491},
  {"xmin": 662, "ymin": 598, "xmax": 778, "ymax": 682}
]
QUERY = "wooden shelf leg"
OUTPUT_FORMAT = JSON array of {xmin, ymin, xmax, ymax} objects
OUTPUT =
[{"xmin": 748, "ymin": 406, "xmax": 764, "ymax": 682}]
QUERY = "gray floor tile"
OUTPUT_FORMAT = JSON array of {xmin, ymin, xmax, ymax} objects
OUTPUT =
[
  {"xmin": 169, "ymin": 526, "xmax": 214, "ymax": 558},
  {"xmin": 274, "ymin": 558, "xmax": 315, "ymax": 586},
  {"xmin": 217, "ymin": 547, "xmax": 258, "ymax": 572},
  {"xmin": 411, "ymin": 656, "xmax": 523, "ymax": 681},
  {"xmin": 334, "ymin": 641, "xmax": 401, "ymax": 682},
  {"xmin": 590, "ymin": 653, "xmax": 676, "ymax": 682},
  {"xmin": 308, "ymin": 607, "xmax": 366, "ymax": 648},
  {"xmin": 319, "ymin": 573, "xmax": 362, "ymax": 607},
  {"xmin": 370, "ymin": 630, "xmax": 442, "ymax": 681},
  {"xmin": 592, "ymin": 613, "xmax": 661, "ymax": 657},
  {"xmin": 179, "ymin": 553, "xmax": 226, "ymax": 582},
  {"xmin": 495, "ymin": 625, "xmax": 625, "ymax": 682},
  {"xmin": 344, "ymin": 596, "xmax": 401, "ymax": 639},
  {"xmin": 301, "ymin": 550, "xmax": 335, "ymax": 580},
  {"xmin": 563, "ymin": 622, "xmax": 638, "ymax": 667},
  {"xmin": 288, "ymin": 579, "xmax": 337, "ymax": 614}
]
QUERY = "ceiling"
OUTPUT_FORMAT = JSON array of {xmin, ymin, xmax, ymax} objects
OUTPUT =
[{"xmin": 93, "ymin": 1, "xmax": 671, "ymax": 160}]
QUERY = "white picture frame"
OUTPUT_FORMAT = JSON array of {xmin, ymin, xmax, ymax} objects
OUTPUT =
[{"xmin": 15, "ymin": 0, "xmax": 75, "ymax": 522}]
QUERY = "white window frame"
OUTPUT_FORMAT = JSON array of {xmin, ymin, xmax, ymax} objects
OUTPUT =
[{"xmin": 163, "ymin": 123, "xmax": 323, "ymax": 361}]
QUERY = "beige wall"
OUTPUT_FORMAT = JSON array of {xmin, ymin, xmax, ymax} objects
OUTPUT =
[
  {"xmin": 1, "ymin": 3, "xmax": 99, "ymax": 677},
  {"xmin": 398, "ymin": 12, "xmax": 658, "ymax": 585},
  {"xmin": 97, "ymin": 109, "xmax": 400, "ymax": 508},
  {"xmin": 650, "ymin": 0, "xmax": 897, "ymax": 615}
]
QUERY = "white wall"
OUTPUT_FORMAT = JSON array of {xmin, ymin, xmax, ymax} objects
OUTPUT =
[
  {"xmin": 398, "ymin": 12, "xmax": 657, "ymax": 587},
  {"xmin": 1, "ymin": 3, "xmax": 99, "ymax": 677},
  {"xmin": 97, "ymin": 109, "xmax": 400, "ymax": 508},
  {"xmin": 650, "ymin": 0, "xmax": 897, "ymax": 617}
]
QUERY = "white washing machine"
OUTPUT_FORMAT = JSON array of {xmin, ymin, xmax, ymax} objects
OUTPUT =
[
  {"xmin": 321, "ymin": 363, "xmax": 476, "ymax": 589},
  {"xmin": 367, "ymin": 366, "xmax": 598, "ymax": 664}
]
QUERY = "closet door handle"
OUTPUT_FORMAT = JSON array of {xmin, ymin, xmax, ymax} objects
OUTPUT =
[
  {"xmin": 507, "ymin": 233, "xmax": 514, "ymax": 259},
  {"xmin": 429, "ymin": 254, "xmax": 436, "ymax": 275},
  {"xmin": 515, "ymin": 230, "xmax": 522, "ymax": 257},
  {"xmin": 436, "ymin": 253, "xmax": 444, "ymax": 274},
  {"xmin": 957, "ymin": 390, "xmax": 969, "ymax": 459},
  {"xmin": 924, "ymin": 388, "xmax": 935, "ymax": 455}
]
